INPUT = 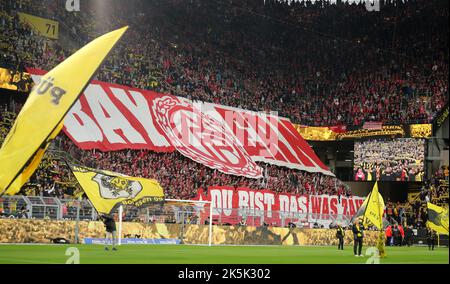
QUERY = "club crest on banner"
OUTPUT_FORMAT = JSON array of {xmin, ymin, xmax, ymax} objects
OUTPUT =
[
  {"xmin": 92, "ymin": 174, "xmax": 143, "ymax": 199},
  {"xmin": 152, "ymin": 96, "xmax": 263, "ymax": 178}
]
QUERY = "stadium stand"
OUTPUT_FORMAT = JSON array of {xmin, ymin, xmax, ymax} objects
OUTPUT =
[
  {"xmin": 1, "ymin": 0, "xmax": 448, "ymax": 127},
  {"xmin": 382, "ymin": 169, "xmax": 449, "ymax": 231},
  {"xmin": 0, "ymin": 0, "xmax": 448, "ymax": 232},
  {"xmin": 0, "ymin": 101, "xmax": 352, "ymax": 200}
]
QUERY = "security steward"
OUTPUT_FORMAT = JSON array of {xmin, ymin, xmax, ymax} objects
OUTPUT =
[
  {"xmin": 426, "ymin": 227, "xmax": 436, "ymax": 251},
  {"xmin": 101, "ymin": 214, "xmax": 118, "ymax": 251},
  {"xmin": 352, "ymin": 219, "xmax": 364, "ymax": 257},
  {"xmin": 336, "ymin": 224, "xmax": 344, "ymax": 250}
]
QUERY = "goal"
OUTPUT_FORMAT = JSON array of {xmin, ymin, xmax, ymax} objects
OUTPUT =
[{"xmin": 116, "ymin": 198, "xmax": 213, "ymax": 246}]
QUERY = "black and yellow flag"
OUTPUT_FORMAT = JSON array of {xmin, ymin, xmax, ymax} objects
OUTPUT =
[
  {"xmin": 69, "ymin": 164, "xmax": 165, "ymax": 215},
  {"xmin": 351, "ymin": 182, "xmax": 387, "ymax": 230},
  {"xmin": 427, "ymin": 202, "xmax": 449, "ymax": 235},
  {"xmin": 0, "ymin": 27, "xmax": 128, "ymax": 196},
  {"xmin": 363, "ymin": 182, "xmax": 385, "ymax": 230},
  {"xmin": 5, "ymin": 122, "xmax": 64, "ymax": 194}
]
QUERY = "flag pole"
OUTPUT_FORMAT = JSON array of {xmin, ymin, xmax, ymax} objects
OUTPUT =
[
  {"xmin": 118, "ymin": 205, "xmax": 123, "ymax": 246},
  {"xmin": 208, "ymin": 201, "xmax": 213, "ymax": 247}
]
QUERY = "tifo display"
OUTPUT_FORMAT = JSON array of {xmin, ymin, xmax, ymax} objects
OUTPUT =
[{"xmin": 0, "ymin": 0, "xmax": 448, "ymax": 266}]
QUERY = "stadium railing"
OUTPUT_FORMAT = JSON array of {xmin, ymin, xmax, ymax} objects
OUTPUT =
[
  {"xmin": 59, "ymin": 199, "xmax": 98, "ymax": 221},
  {"xmin": 0, "ymin": 195, "xmax": 30, "ymax": 218}
]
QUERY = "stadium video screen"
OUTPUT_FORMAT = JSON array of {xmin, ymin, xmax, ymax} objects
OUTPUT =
[{"xmin": 354, "ymin": 138, "xmax": 425, "ymax": 182}]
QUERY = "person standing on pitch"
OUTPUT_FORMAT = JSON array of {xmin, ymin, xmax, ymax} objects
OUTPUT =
[
  {"xmin": 426, "ymin": 227, "xmax": 436, "ymax": 251},
  {"xmin": 336, "ymin": 224, "xmax": 344, "ymax": 250},
  {"xmin": 101, "ymin": 214, "xmax": 118, "ymax": 251},
  {"xmin": 352, "ymin": 219, "xmax": 364, "ymax": 257}
]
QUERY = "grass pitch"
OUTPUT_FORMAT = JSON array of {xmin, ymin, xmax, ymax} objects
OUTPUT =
[{"xmin": 0, "ymin": 244, "xmax": 448, "ymax": 264}]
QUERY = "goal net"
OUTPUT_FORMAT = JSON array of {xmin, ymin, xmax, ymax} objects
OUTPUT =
[{"xmin": 116, "ymin": 199, "xmax": 213, "ymax": 246}]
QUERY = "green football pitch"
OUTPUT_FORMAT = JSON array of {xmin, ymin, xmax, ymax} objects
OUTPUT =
[{"xmin": 0, "ymin": 244, "xmax": 448, "ymax": 264}]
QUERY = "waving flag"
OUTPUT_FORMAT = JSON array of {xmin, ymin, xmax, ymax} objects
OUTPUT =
[
  {"xmin": 351, "ymin": 182, "xmax": 387, "ymax": 230},
  {"xmin": 427, "ymin": 202, "xmax": 449, "ymax": 235},
  {"xmin": 363, "ymin": 182, "xmax": 385, "ymax": 230},
  {"xmin": 69, "ymin": 164, "xmax": 164, "ymax": 215},
  {"xmin": 0, "ymin": 26, "xmax": 128, "ymax": 196}
]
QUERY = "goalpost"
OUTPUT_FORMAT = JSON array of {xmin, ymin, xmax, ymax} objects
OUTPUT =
[{"xmin": 117, "ymin": 198, "xmax": 213, "ymax": 246}]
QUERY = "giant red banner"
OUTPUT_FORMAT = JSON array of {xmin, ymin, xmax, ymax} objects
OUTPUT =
[
  {"xmin": 194, "ymin": 187, "xmax": 365, "ymax": 228},
  {"xmin": 28, "ymin": 69, "xmax": 333, "ymax": 178}
]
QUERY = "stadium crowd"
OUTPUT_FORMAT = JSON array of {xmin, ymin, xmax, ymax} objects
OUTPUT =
[
  {"xmin": 0, "ymin": 0, "xmax": 448, "ymax": 128},
  {"xmin": 382, "ymin": 169, "xmax": 449, "ymax": 244},
  {"xmin": 354, "ymin": 138, "xmax": 426, "ymax": 182},
  {"xmin": 40, "ymin": 136, "xmax": 353, "ymax": 200},
  {"xmin": 0, "ymin": 0, "xmax": 448, "ymax": 234},
  {"xmin": 1, "ymin": 102, "xmax": 352, "ymax": 201}
]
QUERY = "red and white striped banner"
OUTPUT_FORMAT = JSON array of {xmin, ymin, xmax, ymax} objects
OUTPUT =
[{"xmin": 29, "ymin": 69, "xmax": 334, "ymax": 178}]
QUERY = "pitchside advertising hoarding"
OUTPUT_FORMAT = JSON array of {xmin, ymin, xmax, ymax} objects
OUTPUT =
[{"xmin": 193, "ymin": 187, "xmax": 365, "ymax": 228}]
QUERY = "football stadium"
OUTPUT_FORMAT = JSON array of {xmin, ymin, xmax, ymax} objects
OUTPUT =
[{"xmin": 0, "ymin": 0, "xmax": 449, "ymax": 267}]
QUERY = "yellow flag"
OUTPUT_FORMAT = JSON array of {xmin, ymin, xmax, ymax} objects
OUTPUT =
[
  {"xmin": 6, "ymin": 122, "xmax": 64, "ymax": 195},
  {"xmin": 0, "ymin": 27, "xmax": 128, "ymax": 196},
  {"xmin": 18, "ymin": 12, "xmax": 59, "ymax": 39},
  {"xmin": 427, "ymin": 202, "xmax": 449, "ymax": 235},
  {"xmin": 69, "ymin": 164, "xmax": 165, "ymax": 215},
  {"xmin": 363, "ymin": 182, "xmax": 384, "ymax": 230}
]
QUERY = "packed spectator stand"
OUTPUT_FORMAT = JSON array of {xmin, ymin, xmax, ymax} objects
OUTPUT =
[
  {"xmin": 0, "ymin": 101, "xmax": 352, "ymax": 201},
  {"xmin": 0, "ymin": 0, "xmax": 449, "ymax": 232},
  {"xmin": 1, "ymin": 0, "xmax": 448, "ymax": 127}
]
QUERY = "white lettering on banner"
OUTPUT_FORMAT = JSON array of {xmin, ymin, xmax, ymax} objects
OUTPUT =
[
  {"xmin": 290, "ymin": 196, "xmax": 298, "ymax": 214},
  {"xmin": 310, "ymin": 196, "xmax": 322, "ymax": 218},
  {"xmin": 255, "ymin": 192, "xmax": 264, "ymax": 212},
  {"xmin": 264, "ymin": 193, "xmax": 275, "ymax": 218},
  {"xmin": 298, "ymin": 196, "xmax": 308, "ymax": 214},
  {"xmin": 249, "ymin": 190, "xmax": 255, "ymax": 210},
  {"xmin": 84, "ymin": 84, "xmax": 145, "ymax": 144},
  {"xmin": 322, "ymin": 196, "xmax": 330, "ymax": 218},
  {"xmin": 278, "ymin": 195, "xmax": 289, "ymax": 214},
  {"xmin": 111, "ymin": 88, "xmax": 171, "ymax": 147},
  {"xmin": 65, "ymin": 100, "xmax": 103, "ymax": 143},
  {"xmin": 194, "ymin": 188, "xmax": 366, "ymax": 228},
  {"xmin": 216, "ymin": 106, "xmax": 276, "ymax": 159},
  {"xmin": 211, "ymin": 189, "xmax": 222, "ymax": 215},
  {"xmin": 238, "ymin": 190, "xmax": 249, "ymax": 208},
  {"xmin": 255, "ymin": 113, "xmax": 280, "ymax": 157},
  {"xmin": 221, "ymin": 110, "xmax": 279, "ymax": 157},
  {"xmin": 222, "ymin": 189, "xmax": 233, "ymax": 216},
  {"xmin": 27, "ymin": 69, "xmax": 335, "ymax": 178},
  {"xmin": 329, "ymin": 197, "xmax": 338, "ymax": 214}
]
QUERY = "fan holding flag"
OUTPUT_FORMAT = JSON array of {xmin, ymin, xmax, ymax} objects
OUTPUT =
[
  {"xmin": 351, "ymin": 182, "xmax": 388, "ymax": 258},
  {"xmin": 425, "ymin": 202, "xmax": 448, "ymax": 250}
]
